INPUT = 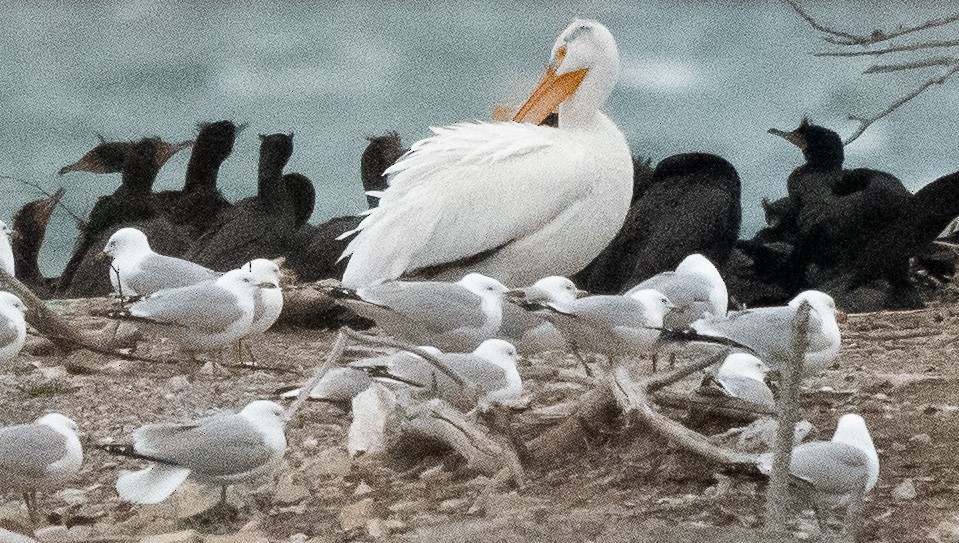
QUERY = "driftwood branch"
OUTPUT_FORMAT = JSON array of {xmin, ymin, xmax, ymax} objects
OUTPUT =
[
  {"xmin": 0, "ymin": 174, "xmax": 84, "ymax": 226},
  {"xmin": 844, "ymin": 64, "xmax": 959, "ymax": 144},
  {"xmin": 782, "ymin": 0, "xmax": 959, "ymax": 46},
  {"xmin": 654, "ymin": 390, "xmax": 774, "ymax": 422},
  {"xmin": 286, "ymin": 331, "xmax": 349, "ymax": 421},
  {"xmin": 764, "ymin": 301, "xmax": 811, "ymax": 538},
  {"xmin": 864, "ymin": 57, "xmax": 958, "ymax": 74},
  {"xmin": 817, "ymin": 39, "xmax": 959, "ymax": 58},
  {"xmin": 0, "ymin": 268, "xmax": 84, "ymax": 352},
  {"xmin": 341, "ymin": 328, "xmax": 479, "ymax": 405}
]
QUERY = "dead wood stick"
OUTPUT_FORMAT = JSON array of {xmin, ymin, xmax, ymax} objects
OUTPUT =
[
  {"xmin": 0, "ymin": 268, "xmax": 83, "ymax": 352},
  {"xmin": 286, "ymin": 331, "xmax": 349, "ymax": 421},
  {"xmin": 653, "ymin": 390, "xmax": 774, "ymax": 421},
  {"xmin": 765, "ymin": 301, "xmax": 811, "ymax": 538},
  {"xmin": 610, "ymin": 364, "xmax": 758, "ymax": 467},
  {"xmin": 341, "ymin": 328, "xmax": 480, "ymax": 406}
]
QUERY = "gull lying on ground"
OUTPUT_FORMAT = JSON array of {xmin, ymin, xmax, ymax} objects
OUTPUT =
[
  {"xmin": 698, "ymin": 351, "xmax": 775, "ymax": 411},
  {"xmin": 499, "ymin": 275, "xmax": 585, "ymax": 354},
  {"xmin": 102, "ymin": 400, "xmax": 286, "ymax": 505},
  {"xmin": 516, "ymin": 288, "xmax": 674, "ymax": 364},
  {"xmin": 330, "ymin": 273, "xmax": 509, "ymax": 352},
  {"xmin": 103, "ymin": 227, "xmax": 219, "ymax": 298},
  {"xmin": 0, "ymin": 292, "xmax": 26, "ymax": 362},
  {"xmin": 0, "ymin": 413, "xmax": 83, "ymax": 522},
  {"xmin": 690, "ymin": 290, "xmax": 841, "ymax": 374},
  {"xmin": 625, "ymin": 253, "xmax": 728, "ymax": 328},
  {"xmin": 0, "ymin": 220, "xmax": 14, "ymax": 276}
]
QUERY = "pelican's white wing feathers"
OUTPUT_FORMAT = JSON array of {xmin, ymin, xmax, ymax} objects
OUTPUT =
[{"xmin": 341, "ymin": 121, "xmax": 603, "ymax": 287}]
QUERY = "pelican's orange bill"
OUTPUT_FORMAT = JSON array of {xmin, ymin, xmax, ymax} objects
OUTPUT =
[{"xmin": 514, "ymin": 47, "xmax": 588, "ymax": 125}]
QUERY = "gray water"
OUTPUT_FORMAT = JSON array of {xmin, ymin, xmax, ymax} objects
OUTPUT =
[{"xmin": 2, "ymin": 1, "xmax": 957, "ymax": 276}]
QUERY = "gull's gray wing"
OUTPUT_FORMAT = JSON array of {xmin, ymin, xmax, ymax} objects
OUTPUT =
[
  {"xmin": 566, "ymin": 296, "xmax": 653, "ymax": 330},
  {"xmin": 0, "ymin": 424, "xmax": 66, "ymax": 479},
  {"xmin": 499, "ymin": 301, "xmax": 544, "ymax": 339},
  {"xmin": 130, "ymin": 283, "xmax": 243, "ymax": 331},
  {"xmin": 0, "ymin": 314, "xmax": 18, "ymax": 347},
  {"xmin": 442, "ymin": 354, "xmax": 508, "ymax": 395},
  {"xmin": 631, "ymin": 272, "xmax": 713, "ymax": 328},
  {"xmin": 133, "ymin": 414, "xmax": 271, "ymax": 477},
  {"xmin": 693, "ymin": 307, "xmax": 795, "ymax": 361},
  {"xmin": 127, "ymin": 254, "xmax": 220, "ymax": 296},
  {"xmin": 716, "ymin": 375, "xmax": 776, "ymax": 410},
  {"xmin": 307, "ymin": 367, "xmax": 372, "ymax": 401},
  {"xmin": 352, "ymin": 281, "xmax": 486, "ymax": 332},
  {"xmin": 790, "ymin": 441, "xmax": 870, "ymax": 495}
]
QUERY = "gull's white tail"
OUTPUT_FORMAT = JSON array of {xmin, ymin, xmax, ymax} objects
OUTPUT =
[{"xmin": 116, "ymin": 464, "xmax": 191, "ymax": 504}]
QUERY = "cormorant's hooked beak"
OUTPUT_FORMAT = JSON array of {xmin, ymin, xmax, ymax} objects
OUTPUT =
[
  {"xmin": 767, "ymin": 127, "xmax": 807, "ymax": 151},
  {"xmin": 513, "ymin": 46, "xmax": 588, "ymax": 125}
]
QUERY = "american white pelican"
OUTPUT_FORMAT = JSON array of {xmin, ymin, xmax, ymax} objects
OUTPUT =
[{"xmin": 340, "ymin": 19, "xmax": 633, "ymax": 288}]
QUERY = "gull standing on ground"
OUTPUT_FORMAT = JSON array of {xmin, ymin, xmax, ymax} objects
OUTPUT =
[
  {"xmin": 518, "ymin": 288, "xmax": 673, "ymax": 363},
  {"xmin": 0, "ymin": 220, "xmax": 14, "ymax": 276},
  {"xmin": 103, "ymin": 400, "xmax": 286, "ymax": 505},
  {"xmin": 690, "ymin": 290, "xmax": 842, "ymax": 374},
  {"xmin": 330, "ymin": 273, "xmax": 508, "ymax": 352},
  {"xmin": 340, "ymin": 19, "xmax": 632, "ymax": 287},
  {"xmin": 500, "ymin": 275, "xmax": 585, "ymax": 354},
  {"xmin": 0, "ymin": 292, "xmax": 27, "ymax": 362},
  {"xmin": 698, "ymin": 352, "xmax": 775, "ymax": 411},
  {"xmin": 624, "ymin": 253, "xmax": 728, "ymax": 328},
  {"xmin": 103, "ymin": 227, "xmax": 219, "ymax": 298},
  {"xmin": 0, "ymin": 413, "xmax": 83, "ymax": 522},
  {"xmin": 237, "ymin": 259, "xmax": 283, "ymax": 362},
  {"xmin": 759, "ymin": 414, "xmax": 878, "ymax": 533},
  {"xmin": 105, "ymin": 269, "xmax": 269, "ymax": 359}
]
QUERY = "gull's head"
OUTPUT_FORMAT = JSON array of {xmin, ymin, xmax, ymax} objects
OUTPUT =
[
  {"xmin": 628, "ymin": 288, "xmax": 674, "ymax": 326},
  {"xmin": 104, "ymin": 228, "xmax": 151, "ymax": 258},
  {"xmin": 474, "ymin": 339, "xmax": 520, "ymax": 369},
  {"xmin": 242, "ymin": 258, "xmax": 282, "ymax": 288},
  {"xmin": 0, "ymin": 292, "xmax": 26, "ymax": 314},
  {"xmin": 832, "ymin": 413, "xmax": 879, "ymax": 491},
  {"xmin": 514, "ymin": 19, "xmax": 619, "ymax": 126},
  {"xmin": 458, "ymin": 273, "xmax": 509, "ymax": 300},
  {"xmin": 37, "ymin": 413, "xmax": 79, "ymax": 435},
  {"xmin": 717, "ymin": 352, "xmax": 769, "ymax": 382},
  {"xmin": 219, "ymin": 268, "xmax": 260, "ymax": 291},
  {"xmin": 789, "ymin": 290, "xmax": 837, "ymax": 317},
  {"xmin": 241, "ymin": 400, "xmax": 285, "ymax": 420},
  {"xmin": 676, "ymin": 253, "xmax": 728, "ymax": 315},
  {"xmin": 531, "ymin": 276, "xmax": 583, "ymax": 305}
]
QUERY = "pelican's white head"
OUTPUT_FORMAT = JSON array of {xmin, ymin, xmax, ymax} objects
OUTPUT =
[
  {"xmin": 514, "ymin": 19, "xmax": 620, "ymax": 127},
  {"xmin": 103, "ymin": 228, "xmax": 152, "ymax": 259},
  {"xmin": 717, "ymin": 352, "xmax": 769, "ymax": 382},
  {"xmin": 627, "ymin": 288, "xmax": 674, "ymax": 327},
  {"xmin": 676, "ymin": 253, "xmax": 728, "ymax": 316},
  {"xmin": 0, "ymin": 292, "xmax": 26, "ymax": 315},
  {"xmin": 242, "ymin": 259, "xmax": 281, "ymax": 288},
  {"xmin": 831, "ymin": 413, "xmax": 879, "ymax": 492}
]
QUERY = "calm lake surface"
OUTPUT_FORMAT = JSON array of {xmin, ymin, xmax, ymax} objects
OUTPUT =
[{"xmin": 2, "ymin": 1, "xmax": 957, "ymax": 275}]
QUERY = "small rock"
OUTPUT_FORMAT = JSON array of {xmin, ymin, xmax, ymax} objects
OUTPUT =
[
  {"xmin": 928, "ymin": 516, "xmax": 959, "ymax": 542},
  {"xmin": 140, "ymin": 531, "xmax": 201, "ymax": 543},
  {"xmin": 354, "ymin": 481, "xmax": 373, "ymax": 496},
  {"xmin": 204, "ymin": 532, "xmax": 269, "ymax": 543},
  {"xmin": 418, "ymin": 464, "xmax": 448, "ymax": 481},
  {"xmin": 273, "ymin": 473, "xmax": 310, "ymax": 505},
  {"xmin": 339, "ymin": 498, "xmax": 375, "ymax": 531},
  {"xmin": 54, "ymin": 488, "xmax": 87, "ymax": 506},
  {"xmin": 387, "ymin": 500, "xmax": 424, "ymax": 514},
  {"xmin": 365, "ymin": 518, "xmax": 389, "ymax": 538},
  {"xmin": 893, "ymin": 479, "xmax": 917, "ymax": 500},
  {"xmin": 167, "ymin": 375, "xmax": 190, "ymax": 392},
  {"xmin": 288, "ymin": 535, "xmax": 309, "ymax": 543},
  {"xmin": 438, "ymin": 498, "xmax": 469, "ymax": 512},
  {"xmin": 911, "ymin": 433, "xmax": 932, "ymax": 445},
  {"xmin": 23, "ymin": 335, "xmax": 57, "ymax": 356}
]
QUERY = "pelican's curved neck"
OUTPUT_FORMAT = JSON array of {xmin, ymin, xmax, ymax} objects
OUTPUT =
[{"xmin": 556, "ymin": 63, "xmax": 618, "ymax": 129}]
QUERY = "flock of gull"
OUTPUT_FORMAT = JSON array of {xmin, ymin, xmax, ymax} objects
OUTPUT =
[{"xmin": 0, "ymin": 18, "xmax": 899, "ymax": 536}]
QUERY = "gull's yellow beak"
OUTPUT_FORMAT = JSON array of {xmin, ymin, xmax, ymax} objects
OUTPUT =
[{"xmin": 513, "ymin": 46, "xmax": 587, "ymax": 125}]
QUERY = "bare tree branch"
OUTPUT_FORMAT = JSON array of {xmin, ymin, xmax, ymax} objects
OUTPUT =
[
  {"xmin": 845, "ymin": 64, "xmax": 959, "ymax": 144},
  {"xmin": 0, "ymin": 174, "xmax": 85, "ymax": 227},
  {"xmin": 864, "ymin": 57, "xmax": 958, "ymax": 74},
  {"xmin": 782, "ymin": 0, "xmax": 959, "ymax": 46},
  {"xmin": 816, "ymin": 38, "xmax": 959, "ymax": 57}
]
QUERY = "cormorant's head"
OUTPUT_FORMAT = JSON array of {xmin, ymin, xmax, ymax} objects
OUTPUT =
[
  {"xmin": 193, "ymin": 120, "xmax": 238, "ymax": 165},
  {"xmin": 768, "ymin": 118, "xmax": 844, "ymax": 170}
]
